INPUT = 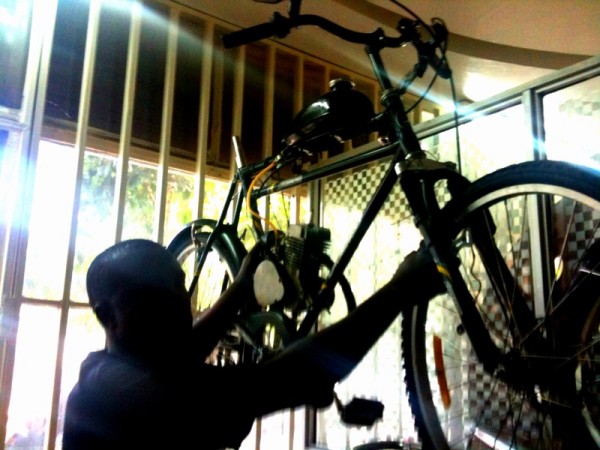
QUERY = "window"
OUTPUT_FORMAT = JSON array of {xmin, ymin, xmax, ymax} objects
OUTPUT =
[
  {"xmin": 1, "ymin": 0, "xmax": 379, "ymax": 448},
  {"xmin": 0, "ymin": 0, "xmax": 32, "ymax": 111}
]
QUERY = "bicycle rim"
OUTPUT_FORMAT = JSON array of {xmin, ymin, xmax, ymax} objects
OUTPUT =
[
  {"xmin": 168, "ymin": 225, "xmax": 245, "ymax": 364},
  {"xmin": 403, "ymin": 160, "xmax": 600, "ymax": 449},
  {"xmin": 171, "ymin": 231, "xmax": 239, "ymax": 317}
]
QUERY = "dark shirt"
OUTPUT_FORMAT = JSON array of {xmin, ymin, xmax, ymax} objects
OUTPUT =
[{"xmin": 63, "ymin": 350, "xmax": 256, "ymax": 449}]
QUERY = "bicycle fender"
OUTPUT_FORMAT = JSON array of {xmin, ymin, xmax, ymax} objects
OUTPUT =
[
  {"xmin": 166, "ymin": 218, "xmax": 218, "ymax": 252},
  {"xmin": 212, "ymin": 223, "xmax": 248, "ymax": 274},
  {"xmin": 167, "ymin": 219, "xmax": 248, "ymax": 275}
]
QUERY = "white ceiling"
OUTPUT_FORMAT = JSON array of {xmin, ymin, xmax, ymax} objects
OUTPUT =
[{"xmin": 178, "ymin": 0, "xmax": 600, "ymax": 105}]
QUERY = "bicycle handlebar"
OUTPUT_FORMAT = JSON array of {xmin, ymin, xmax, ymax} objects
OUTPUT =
[
  {"xmin": 222, "ymin": 12, "xmax": 409, "ymax": 49},
  {"xmin": 222, "ymin": 12, "xmax": 451, "ymax": 80},
  {"xmin": 222, "ymin": 13, "xmax": 288, "ymax": 48}
]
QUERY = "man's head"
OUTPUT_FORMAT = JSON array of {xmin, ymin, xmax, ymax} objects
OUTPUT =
[{"xmin": 87, "ymin": 239, "xmax": 192, "ymax": 360}]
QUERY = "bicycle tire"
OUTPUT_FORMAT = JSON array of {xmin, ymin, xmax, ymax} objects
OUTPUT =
[
  {"xmin": 168, "ymin": 219, "xmax": 245, "ymax": 317},
  {"xmin": 168, "ymin": 220, "xmax": 249, "ymax": 364},
  {"xmin": 403, "ymin": 159, "xmax": 600, "ymax": 449}
]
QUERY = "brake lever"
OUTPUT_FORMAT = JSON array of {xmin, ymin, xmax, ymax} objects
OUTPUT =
[
  {"xmin": 418, "ymin": 40, "xmax": 451, "ymax": 79},
  {"xmin": 396, "ymin": 18, "xmax": 451, "ymax": 80}
]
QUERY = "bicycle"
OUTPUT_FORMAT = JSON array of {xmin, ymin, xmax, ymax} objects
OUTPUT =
[{"xmin": 167, "ymin": 1, "xmax": 600, "ymax": 448}]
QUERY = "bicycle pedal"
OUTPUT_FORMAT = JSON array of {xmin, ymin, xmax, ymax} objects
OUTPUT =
[{"xmin": 338, "ymin": 397, "xmax": 384, "ymax": 427}]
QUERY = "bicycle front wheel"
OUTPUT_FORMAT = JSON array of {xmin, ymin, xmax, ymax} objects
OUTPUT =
[{"xmin": 403, "ymin": 160, "xmax": 600, "ymax": 449}]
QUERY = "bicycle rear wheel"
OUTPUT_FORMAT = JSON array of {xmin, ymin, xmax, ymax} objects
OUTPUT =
[
  {"xmin": 168, "ymin": 220, "xmax": 246, "ymax": 316},
  {"xmin": 403, "ymin": 160, "xmax": 600, "ymax": 449},
  {"xmin": 168, "ymin": 219, "xmax": 357, "ymax": 365},
  {"xmin": 168, "ymin": 219, "xmax": 248, "ymax": 364}
]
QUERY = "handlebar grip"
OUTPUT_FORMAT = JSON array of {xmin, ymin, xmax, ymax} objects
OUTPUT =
[
  {"xmin": 222, "ymin": 22, "xmax": 277, "ymax": 48},
  {"xmin": 222, "ymin": 13, "xmax": 289, "ymax": 48}
]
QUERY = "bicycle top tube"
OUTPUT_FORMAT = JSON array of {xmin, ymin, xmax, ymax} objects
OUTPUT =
[{"xmin": 253, "ymin": 140, "xmax": 398, "ymax": 198}]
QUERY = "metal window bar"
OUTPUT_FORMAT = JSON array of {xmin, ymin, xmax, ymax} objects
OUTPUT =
[
  {"xmin": 260, "ymin": 45, "xmax": 276, "ymax": 230},
  {"xmin": 194, "ymin": 20, "xmax": 215, "ymax": 219},
  {"xmin": 0, "ymin": 0, "xmax": 59, "ymax": 447},
  {"xmin": 46, "ymin": 1, "xmax": 103, "ymax": 449},
  {"xmin": 0, "ymin": 1, "xmax": 385, "ymax": 449},
  {"xmin": 113, "ymin": 0, "xmax": 143, "ymax": 243},
  {"xmin": 153, "ymin": 7, "xmax": 179, "ymax": 244}
]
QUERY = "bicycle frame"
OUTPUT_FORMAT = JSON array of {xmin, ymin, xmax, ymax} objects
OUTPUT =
[
  {"xmin": 187, "ymin": 9, "xmax": 536, "ymax": 377},
  {"xmin": 164, "ymin": 4, "xmax": 600, "ymax": 448}
]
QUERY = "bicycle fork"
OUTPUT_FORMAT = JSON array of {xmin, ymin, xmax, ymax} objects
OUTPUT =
[
  {"xmin": 411, "ymin": 165, "xmax": 547, "ymax": 387},
  {"xmin": 398, "ymin": 161, "xmax": 508, "ymax": 377}
]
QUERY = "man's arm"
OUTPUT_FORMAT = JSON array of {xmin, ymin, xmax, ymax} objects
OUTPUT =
[{"xmin": 190, "ymin": 243, "xmax": 264, "ymax": 360}]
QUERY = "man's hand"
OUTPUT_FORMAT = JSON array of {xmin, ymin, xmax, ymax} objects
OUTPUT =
[{"xmin": 236, "ymin": 242, "xmax": 267, "ymax": 289}]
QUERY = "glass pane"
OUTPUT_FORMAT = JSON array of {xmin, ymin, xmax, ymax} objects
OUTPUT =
[
  {"xmin": 259, "ymin": 411, "xmax": 291, "ymax": 450},
  {"xmin": 23, "ymin": 141, "xmax": 78, "ymax": 300},
  {"xmin": 543, "ymin": 76, "xmax": 600, "ymax": 166},
  {"xmin": 122, "ymin": 160, "xmax": 156, "ymax": 240},
  {"xmin": 75, "ymin": 153, "xmax": 197, "ymax": 300},
  {"xmin": 350, "ymin": 79, "xmax": 376, "ymax": 148},
  {"xmin": 201, "ymin": 176, "xmax": 228, "ymax": 221},
  {"xmin": 54, "ymin": 307, "xmax": 105, "ymax": 449},
  {"xmin": 239, "ymin": 422, "xmax": 257, "ymax": 450},
  {"xmin": 273, "ymin": 50, "xmax": 297, "ymax": 154},
  {"xmin": 241, "ymin": 408, "xmax": 305, "ymax": 450},
  {"xmin": 88, "ymin": 0, "xmax": 131, "ymax": 134},
  {"xmin": 45, "ymin": 0, "xmax": 89, "ymax": 123},
  {"xmin": 268, "ymin": 192, "xmax": 292, "ymax": 234},
  {"xmin": 0, "ymin": 129, "xmax": 23, "ymax": 277},
  {"xmin": 131, "ymin": 2, "xmax": 168, "ymax": 146},
  {"xmin": 171, "ymin": 15, "xmax": 204, "ymax": 158},
  {"xmin": 0, "ymin": 0, "xmax": 33, "ymax": 111},
  {"xmin": 303, "ymin": 60, "xmax": 326, "ymax": 108},
  {"xmin": 420, "ymin": 129, "xmax": 454, "ymax": 165},
  {"xmin": 0, "ymin": 131, "xmax": 8, "ymax": 239},
  {"xmin": 5, "ymin": 305, "xmax": 60, "ymax": 450},
  {"xmin": 319, "ymin": 160, "xmax": 421, "ymax": 448},
  {"xmin": 164, "ymin": 168, "xmax": 194, "ymax": 244},
  {"xmin": 208, "ymin": 25, "xmax": 236, "ymax": 169},
  {"xmin": 72, "ymin": 151, "xmax": 118, "ymax": 303},
  {"xmin": 291, "ymin": 408, "xmax": 306, "ymax": 450},
  {"xmin": 455, "ymin": 104, "xmax": 529, "ymax": 180},
  {"xmin": 420, "ymin": 106, "xmax": 529, "ymax": 181}
]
